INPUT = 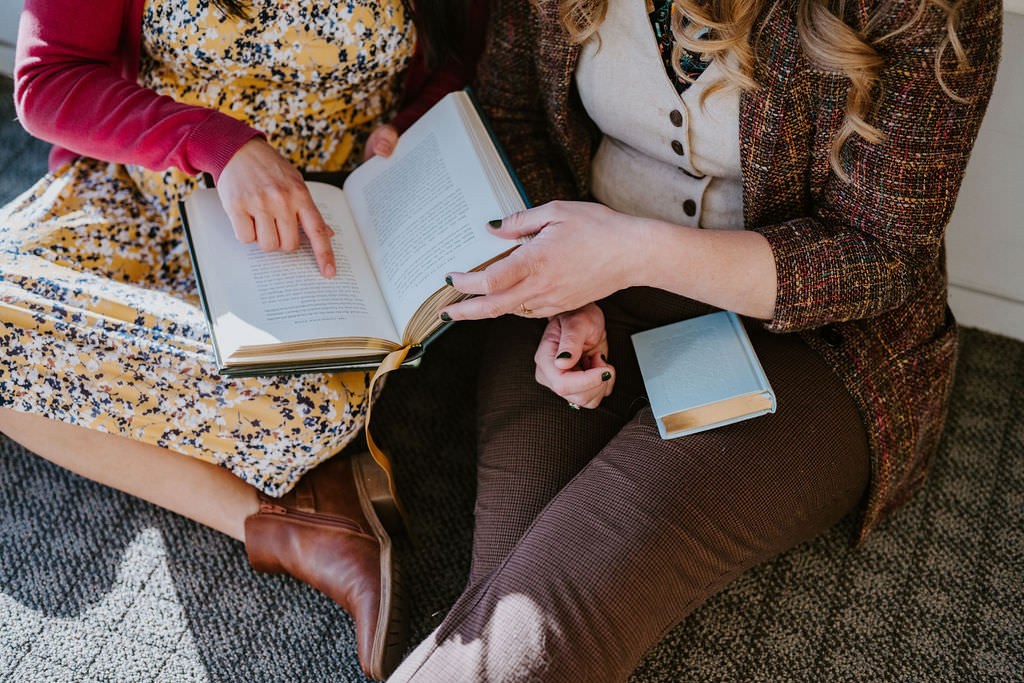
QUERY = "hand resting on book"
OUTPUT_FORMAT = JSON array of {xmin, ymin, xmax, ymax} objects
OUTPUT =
[
  {"xmin": 218, "ymin": 137, "xmax": 338, "ymax": 279},
  {"xmin": 440, "ymin": 197, "xmax": 777, "ymax": 322},
  {"xmin": 441, "ymin": 200, "xmax": 643, "ymax": 320}
]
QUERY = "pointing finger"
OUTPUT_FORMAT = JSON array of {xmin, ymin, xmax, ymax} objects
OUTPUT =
[{"xmin": 298, "ymin": 205, "xmax": 337, "ymax": 279}]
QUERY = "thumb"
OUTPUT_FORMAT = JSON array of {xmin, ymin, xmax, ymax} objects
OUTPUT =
[
  {"xmin": 554, "ymin": 313, "xmax": 590, "ymax": 369},
  {"xmin": 364, "ymin": 125, "xmax": 399, "ymax": 160},
  {"xmin": 373, "ymin": 125, "xmax": 399, "ymax": 158}
]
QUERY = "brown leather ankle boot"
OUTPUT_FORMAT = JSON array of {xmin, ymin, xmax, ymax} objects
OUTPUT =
[{"xmin": 244, "ymin": 451, "xmax": 406, "ymax": 680}]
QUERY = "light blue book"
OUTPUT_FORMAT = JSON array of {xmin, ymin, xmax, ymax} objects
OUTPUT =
[{"xmin": 631, "ymin": 311, "xmax": 775, "ymax": 439}]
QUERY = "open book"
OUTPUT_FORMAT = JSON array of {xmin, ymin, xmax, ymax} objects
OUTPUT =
[{"xmin": 180, "ymin": 90, "xmax": 529, "ymax": 376}]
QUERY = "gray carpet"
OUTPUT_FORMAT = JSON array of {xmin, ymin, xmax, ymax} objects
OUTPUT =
[{"xmin": 2, "ymin": 76, "xmax": 1023, "ymax": 682}]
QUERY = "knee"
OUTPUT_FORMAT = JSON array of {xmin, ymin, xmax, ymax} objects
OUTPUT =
[{"xmin": 400, "ymin": 592, "xmax": 561, "ymax": 682}]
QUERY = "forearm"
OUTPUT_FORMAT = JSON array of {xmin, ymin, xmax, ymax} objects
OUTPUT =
[
  {"xmin": 15, "ymin": 0, "xmax": 261, "ymax": 178},
  {"xmin": 443, "ymin": 202, "xmax": 775, "ymax": 322},
  {"xmin": 16, "ymin": 62, "xmax": 259, "ymax": 177},
  {"xmin": 631, "ymin": 218, "xmax": 777, "ymax": 320}
]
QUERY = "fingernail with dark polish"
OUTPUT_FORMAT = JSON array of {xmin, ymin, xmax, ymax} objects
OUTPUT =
[
  {"xmin": 488, "ymin": 219, "xmax": 502, "ymax": 228},
  {"xmin": 557, "ymin": 352, "xmax": 572, "ymax": 359},
  {"xmin": 445, "ymin": 275, "xmax": 453, "ymax": 287},
  {"xmin": 601, "ymin": 371, "xmax": 612, "ymax": 381},
  {"xmin": 440, "ymin": 312, "xmax": 452, "ymax": 322},
  {"xmin": 601, "ymin": 354, "xmax": 608, "ymax": 363}
]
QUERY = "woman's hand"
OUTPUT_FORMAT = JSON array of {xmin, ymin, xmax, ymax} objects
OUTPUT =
[
  {"xmin": 441, "ymin": 201, "xmax": 644, "ymax": 320},
  {"xmin": 535, "ymin": 303, "xmax": 615, "ymax": 409},
  {"xmin": 217, "ymin": 137, "xmax": 336, "ymax": 278},
  {"xmin": 364, "ymin": 124, "xmax": 399, "ymax": 160}
]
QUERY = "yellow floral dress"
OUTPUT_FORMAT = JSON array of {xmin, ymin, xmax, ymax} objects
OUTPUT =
[{"xmin": 0, "ymin": 0, "xmax": 415, "ymax": 496}]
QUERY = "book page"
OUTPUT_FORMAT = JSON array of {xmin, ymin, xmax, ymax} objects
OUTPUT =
[
  {"xmin": 343, "ymin": 93, "xmax": 515, "ymax": 336},
  {"xmin": 183, "ymin": 184, "xmax": 400, "ymax": 361}
]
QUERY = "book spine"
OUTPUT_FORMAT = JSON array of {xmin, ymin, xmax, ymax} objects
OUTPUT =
[
  {"xmin": 462, "ymin": 86, "xmax": 533, "ymax": 209},
  {"xmin": 217, "ymin": 350, "xmax": 425, "ymax": 378},
  {"xmin": 177, "ymin": 199, "xmax": 228, "ymax": 374},
  {"xmin": 727, "ymin": 311, "xmax": 776, "ymax": 411}
]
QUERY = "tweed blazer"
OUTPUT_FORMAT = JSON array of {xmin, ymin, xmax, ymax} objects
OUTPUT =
[{"xmin": 474, "ymin": 0, "xmax": 1002, "ymax": 540}]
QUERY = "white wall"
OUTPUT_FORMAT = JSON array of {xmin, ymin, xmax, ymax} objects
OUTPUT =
[
  {"xmin": 946, "ymin": 9, "xmax": 1024, "ymax": 341},
  {"xmin": 0, "ymin": 0, "xmax": 23, "ymax": 78}
]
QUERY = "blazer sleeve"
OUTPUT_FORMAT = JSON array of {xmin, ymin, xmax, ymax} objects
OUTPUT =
[
  {"xmin": 473, "ymin": 0, "xmax": 580, "ymax": 205},
  {"xmin": 759, "ymin": 0, "xmax": 1001, "ymax": 333},
  {"xmin": 14, "ymin": 0, "xmax": 262, "ymax": 180}
]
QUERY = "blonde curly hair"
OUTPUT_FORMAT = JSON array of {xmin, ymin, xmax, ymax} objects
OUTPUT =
[{"xmin": 558, "ymin": 0, "xmax": 970, "ymax": 181}]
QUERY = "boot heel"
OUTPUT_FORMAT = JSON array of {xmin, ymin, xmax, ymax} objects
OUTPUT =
[{"xmin": 352, "ymin": 450, "xmax": 407, "ymax": 536}]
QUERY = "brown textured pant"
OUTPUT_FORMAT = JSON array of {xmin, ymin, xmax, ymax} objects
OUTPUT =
[{"xmin": 389, "ymin": 288, "xmax": 870, "ymax": 682}]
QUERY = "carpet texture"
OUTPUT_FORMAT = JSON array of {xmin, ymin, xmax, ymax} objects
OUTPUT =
[{"xmin": 1, "ymin": 77, "xmax": 1022, "ymax": 682}]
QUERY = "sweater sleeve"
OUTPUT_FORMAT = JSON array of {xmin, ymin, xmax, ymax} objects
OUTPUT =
[
  {"xmin": 759, "ymin": 0, "xmax": 1001, "ymax": 332},
  {"xmin": 14, "ymin": 0, "xmax": 262, "ymax": 180}
]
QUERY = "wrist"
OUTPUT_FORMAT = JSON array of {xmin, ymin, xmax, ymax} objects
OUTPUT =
[
  {"xmin": 637, "ymin": 218, "xmax": 703, "ymax": 294},
  {"xmin": 622, "ymin": 216, "xmax": 678, "ymax": 290},
  {"xmin": 196, "ymin": 123, "xmax": 265, "ymax": 183},
  {"xmin": 618, "ymin": 214, "xmax": 644, "ymax": 290}
]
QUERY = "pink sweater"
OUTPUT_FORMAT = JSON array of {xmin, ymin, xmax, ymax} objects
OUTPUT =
[{"xmin": 14, "ymin": 0, "xmax": 479, "ymax": 180}]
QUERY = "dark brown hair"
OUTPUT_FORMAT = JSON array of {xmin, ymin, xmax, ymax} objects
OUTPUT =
[{"xmin": 209, "ymin": 0, "xmax": 467, "ymax": 68}]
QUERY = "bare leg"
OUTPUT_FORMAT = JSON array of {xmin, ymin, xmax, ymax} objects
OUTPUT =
[{"xmin": 0, "ymin": 407, "xmax": 259, "ymax": 541}]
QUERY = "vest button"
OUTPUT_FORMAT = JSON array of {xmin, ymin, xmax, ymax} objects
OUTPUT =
[
  {"xmin": 671, "ymin": 140, "xmax": 685, "ymax": 156},
  {"xmin": 669, "ymin": 109, "xmax": 683, "ymax": 127},
  {"xmin": 682, "ymin": 199, "xmax": 697, "ymax": 216}
]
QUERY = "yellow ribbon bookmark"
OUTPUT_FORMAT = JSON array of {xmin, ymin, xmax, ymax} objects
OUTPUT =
[{"xmin": 363, "ymin": 345, "xmax": 412, "ymax": 529}]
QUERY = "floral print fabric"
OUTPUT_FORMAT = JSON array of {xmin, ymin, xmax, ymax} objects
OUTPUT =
[{"xmin": 0, "ymin": 0, "xmax": 414, "ymax": 496}]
